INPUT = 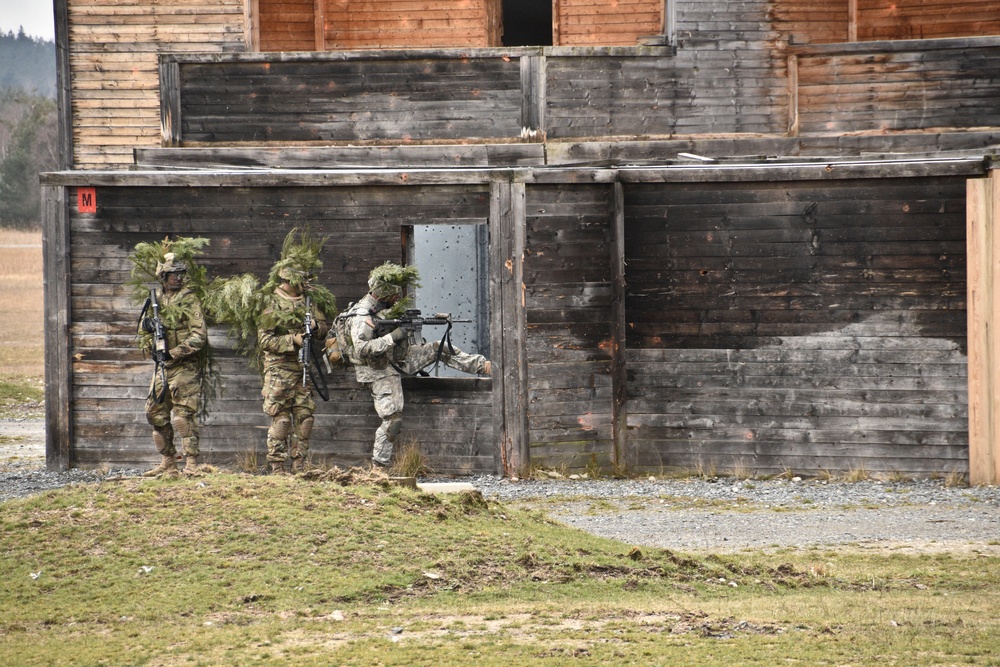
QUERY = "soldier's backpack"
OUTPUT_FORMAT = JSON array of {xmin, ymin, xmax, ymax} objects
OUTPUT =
[{"xmin": 328, "ymin": 306, "xmax": 358, "ymax": 368}]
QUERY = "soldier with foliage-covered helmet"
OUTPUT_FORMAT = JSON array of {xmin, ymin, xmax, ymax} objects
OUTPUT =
[
  {"xmin": 256, "ymin": 232, "xmax": 333, "ymax": 475},
  {"xmin": 342, "ymin": 261, "xmax": 491, "ymax": 469},
  {"xmin": 129, "ymin": 240, "xmax": 214, "ymax": 479}
]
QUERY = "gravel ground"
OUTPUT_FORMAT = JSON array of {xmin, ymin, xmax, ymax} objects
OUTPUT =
[
  {"xmin": 470, "ymin": 474, "xmax": 1000, "ymax": 553},
  {"xmin": 5, "ymin": 417, "xmax": 1000, "ymax": 553}
]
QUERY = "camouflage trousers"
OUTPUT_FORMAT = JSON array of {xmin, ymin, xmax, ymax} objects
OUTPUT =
[
  {"xmin": 145, "ymin": 362, "xmax": 201, "ymax": 458},
  {"xmin": 261, "ymin": 361, "xmax": 316, "ymax": 463},
  {"xmin": 367, "ymin": 343, "xmax": 488, "ymax": 465}
]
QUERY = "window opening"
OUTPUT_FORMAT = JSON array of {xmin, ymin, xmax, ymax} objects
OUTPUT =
[
  {"xmin": 406, "ymin": 224, "xmax": 490, "ymax": 376},
  {"xmin": 502, "ymin": 0, "xmax": 553, "ymax": 46}
]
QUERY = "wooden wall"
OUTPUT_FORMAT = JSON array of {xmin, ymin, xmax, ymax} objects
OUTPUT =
[
  {"xmin": 63, "ymin": 0, "xmax": 246, "ymax": 169},
  {"xmin": 324, "ymin": 0, "xmax": 499, "ymax": 49},
  {"xmin": 257, "ymin": 0, "xmax": 500, "ymax": 51},
  {"xmin": 771, "ymin": 0, "xmax": 850, "ymax": 45},
  {"xmin": 523, "ymin": 184, "xmax": 616, "ymax": 469},
  {"xmin": 59, "ymin": 182, "xmax": 494, "ymax": 473},
  {"xmin": 623, "ymin": 176, "xmax": 970, "ymax": 477},
  {"xmin": 166, "ymin": 52, "xmax": 526, "ymax": 144},
  {"xmin": 58, "ymin": 0, "xmax": 1000, "ymax": 169},
  {"xmin": 45, "ymin": 162, "xmax": 989, "ymax": 476},
  {"xmin": 857, "ymin": 0, "xmax": 1000, "ymax": 41},
  {"xmin": 793, "ymin": 37, "xmax": 1000, "ymax": 136},
  {"xmin": 554, "ymin": 0, "xmax": 663, "ymax": 46},
  {"xmin": 773, "ymin": 0, "xmax": 999, "ymax": 44},
  {"xmin": 258, "ymin": 0, "xmax": 315, "ymax": 51}
]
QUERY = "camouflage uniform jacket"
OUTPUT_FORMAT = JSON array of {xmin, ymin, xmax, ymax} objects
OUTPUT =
[
  {"xmin": 258, "ymin": 290, "xmax": 329, "ymax": 372},
  {"xmin": 139, "ymin": 286, "xmax": 207, "ymax": 368},
  {"xmin": 345, "ymin": 293, "xmax": 401, "ymax": 384}
]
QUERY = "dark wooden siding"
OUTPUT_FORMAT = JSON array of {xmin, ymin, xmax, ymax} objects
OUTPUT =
[
  {"xmin": 795, "ymin": 38, "xmax": 1000, "ymax": 135},
  {"xmin": 174, "ymin": 55, "xmax": 525, "ymax": 144},
  {"xmin": 523, "ymin": 184, "xmax": 616, "ymax": 468},
  {"xmin": 772, "ymin": 0, "xmax": 850, "ymax": 45},
  {"xmin": 545, "ymin": 1, "xmax": 788, "ymax": 139},
  {"xmin": 67, "ymin": 183, "xmax": 494, "ymax": 473},
  {"xmin": 623, "ymin": 176, "xmax": 969, "ymax": 477}
]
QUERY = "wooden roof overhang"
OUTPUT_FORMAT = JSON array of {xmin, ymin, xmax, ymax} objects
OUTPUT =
[{"xmin": 40, "ymin": 155, "xmax": 993, "ymax": 188}]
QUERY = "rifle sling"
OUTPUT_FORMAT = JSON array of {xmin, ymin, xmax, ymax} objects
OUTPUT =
[
  {"xmin": 388, "ymin": 322, "xmax": 456, "ymax": 378},
  {"xmin": 307, "ymin": 341, "xmax": 330, "ymax": 402}
]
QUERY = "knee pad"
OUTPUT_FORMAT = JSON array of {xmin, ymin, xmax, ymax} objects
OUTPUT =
[
  {"xmin": 269, "ymin": 413, "xmax": 292, "ymax": 441},
  {"xmin": 386, "ymin": 413, "xmax": 403, "ymax": 441},
  {"xmin": 293, "ymin": 414, "xmax": 314, "ymax": 442},
  {"xmin": 151, "ymin": 423, "xmax": 174, "ymax": 454},
  {"xmin": 170, "ymin": 413, "xmax": 193, "ymax": 439}
]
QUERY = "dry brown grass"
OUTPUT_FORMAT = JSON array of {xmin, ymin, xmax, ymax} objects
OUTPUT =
[{"xmin": 0, "ymin": 229, "xmax": 43, "ymax": 379}]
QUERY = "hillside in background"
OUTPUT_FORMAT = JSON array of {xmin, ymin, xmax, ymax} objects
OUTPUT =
[
  {"xmin": 0, "ymin": 30, "xmax": 56, "ymax": 98},
  {"xmin": 0, "ymin": 32, "xmax": 58, "ymax": 229}
]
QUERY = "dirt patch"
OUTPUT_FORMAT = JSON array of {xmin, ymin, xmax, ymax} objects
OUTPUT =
[{"xmin": 0, "ymin": 418, "xmax": 44, "ymax": 466}]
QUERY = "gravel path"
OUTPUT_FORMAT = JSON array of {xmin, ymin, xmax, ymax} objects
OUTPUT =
[
  {"xmin": 5, "ymin": 418, "xmax": 1000, "ymax": 553},
  {"xmin": 469, "ymin": 475, "xmax": 1000, "ymax": 553}
]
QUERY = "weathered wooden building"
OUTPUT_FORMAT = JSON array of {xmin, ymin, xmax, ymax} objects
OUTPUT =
[{"xmin": 43, "ymin": 0, "xmax": 1000, "ymax": 481}]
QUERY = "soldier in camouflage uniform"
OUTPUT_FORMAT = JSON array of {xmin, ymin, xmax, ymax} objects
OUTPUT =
[
  {"xmin": 258, "ymin": 263, "xmax": 330, "ymax": 474},
  {"xmin": 140, "ymin": 254, "xmax": 207, "ymax": 478},
  {"xmin": 343, "ymin": 262, "xmax": 491, "ymax": 468}
]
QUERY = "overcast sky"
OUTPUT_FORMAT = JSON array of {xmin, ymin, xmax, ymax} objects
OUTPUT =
[{"xmin": 0, "ymin": 0, "xmax": 55, "ymax": 40}]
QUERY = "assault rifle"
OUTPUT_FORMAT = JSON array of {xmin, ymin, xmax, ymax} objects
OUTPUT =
[
  {"xmin": 374, "ymin": 309, "xmax": 472, "ymax": 376},
  {"xmin": 140, "ymin": 288, "xmax": 170, "ymax": 404},
  {"xmin": 298, "ymin": 295, "xmax": 330, "ymax": 401},
  {"xmin": 299, "ymin": 295, "xmax": 314, "ymax": 388},
  {"xmin": 373, "ymin": 309, "xmax": 471, "ymax": 346}
]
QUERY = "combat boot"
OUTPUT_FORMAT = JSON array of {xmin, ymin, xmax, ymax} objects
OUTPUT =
[
  {"xmin": 271, "ymin": 461, "xmax": 289, "ymax": 476},
  {"xmin": 143, "ymin": 455, "xmax": 178, "ymax": 478},
  {"xmin": 291, "ymin": 457, "xmax": 305, "ymax": 473},
  {"xmin": 182, "ymin": 455, "xmax": 202, "ymax": 477}
]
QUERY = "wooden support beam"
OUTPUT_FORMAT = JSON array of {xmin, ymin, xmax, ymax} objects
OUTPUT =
[
  {"xmin": 968, "ymin": 172, "xmax": 1000, "ymax": 485},
  {"xmin": 520, "ymin": 54, "xmax": 546, "ymax": 141},
  {"xmin": 53, "ymin": 0, "xmax": 73, "ymax": 169},
  {"xmin": 159, "ymin": 58, "xmax": 182, "ymax": 147},
  {"xmin": 787, "ymin": 54, "xmax": 799, "ymax": 137},
  {"xmin": 490, "ymin": 180, "xmax": 529, "ymax": 476},
  {"xmin": 313, "ymin": 0, "xmax": 325, "ymax": 51},
  {"xmin": 43, "ymin": 185, "xmax": 72, "ymax": 470},
  {"xmin": 610, "ymin": 182, "xmax": 629, "ymax": 472},
  {"xmin": 848, "ymin": 0, "xmax": 858, "ymax": 42}
]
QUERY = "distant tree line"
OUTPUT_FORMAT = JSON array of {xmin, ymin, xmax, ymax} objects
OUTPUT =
[
  {"xmin": 0, "ymin": 30, "xmax": 56, "ymax": 98},
  {"xmin": 0, "ymin": 31, "xmax": 58, "ymax": 229}
]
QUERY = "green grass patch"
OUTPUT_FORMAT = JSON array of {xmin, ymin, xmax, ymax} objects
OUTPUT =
[
  {"xmin": 0, "ymin": 376, "xmax": 44, "ymax": 419},
  {"xmin": 2, "ymin": 474, "xmax": 999, "ymax": 665}
]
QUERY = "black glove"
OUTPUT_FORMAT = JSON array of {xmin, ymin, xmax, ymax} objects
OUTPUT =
[
  {"xmin": 141, "ymin": 318, "xmax": 156, "ymax": 334},
  {"xmin": 389, "ymin": 327, "xmax": 408, "ymax": 343}
]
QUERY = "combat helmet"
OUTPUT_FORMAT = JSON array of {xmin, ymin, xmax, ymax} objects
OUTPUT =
[
  {"xmin": 267, "ymin": 227, "xmax": 326, "ymax": 291},
  {"xmin": 368, "ymin": 262, "xmax": 420, "ymax": 302},
  {"xmin": 155, "ymin": 252, "xmax": 188, "ymax": 278}
]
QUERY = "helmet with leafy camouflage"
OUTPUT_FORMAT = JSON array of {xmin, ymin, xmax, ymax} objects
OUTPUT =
[
  {"xmin": 267, "ymin": 228, "xmax": 326, "ymax": 291},
  {"xmin": 155, "ymin": 252, "xmax": 188, "ymax": 278},
  {"xmin": 276, "ymin": 262, "xmax": 312, "ymax": 287},
  {"xmin": 368, "ymin": 262, "xmax": 419, "ymax": 302}
]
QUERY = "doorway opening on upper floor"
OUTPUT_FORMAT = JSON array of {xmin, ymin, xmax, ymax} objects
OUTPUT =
[{"xmin": 502, "ymin": 0, "xmax": 553, "ymax": 46}]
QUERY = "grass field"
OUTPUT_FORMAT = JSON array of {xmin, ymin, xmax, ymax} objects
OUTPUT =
[
  {"xmin": 1, "ymin": 476, "xmax": 998, "ymax": 666},
  {"xmin": 0, "ymin": 229, "xmax": 44, "ymax": 417},
  {"xmin": 0, "ymin": 228, "xmax": 43, "ymax": 378}
]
